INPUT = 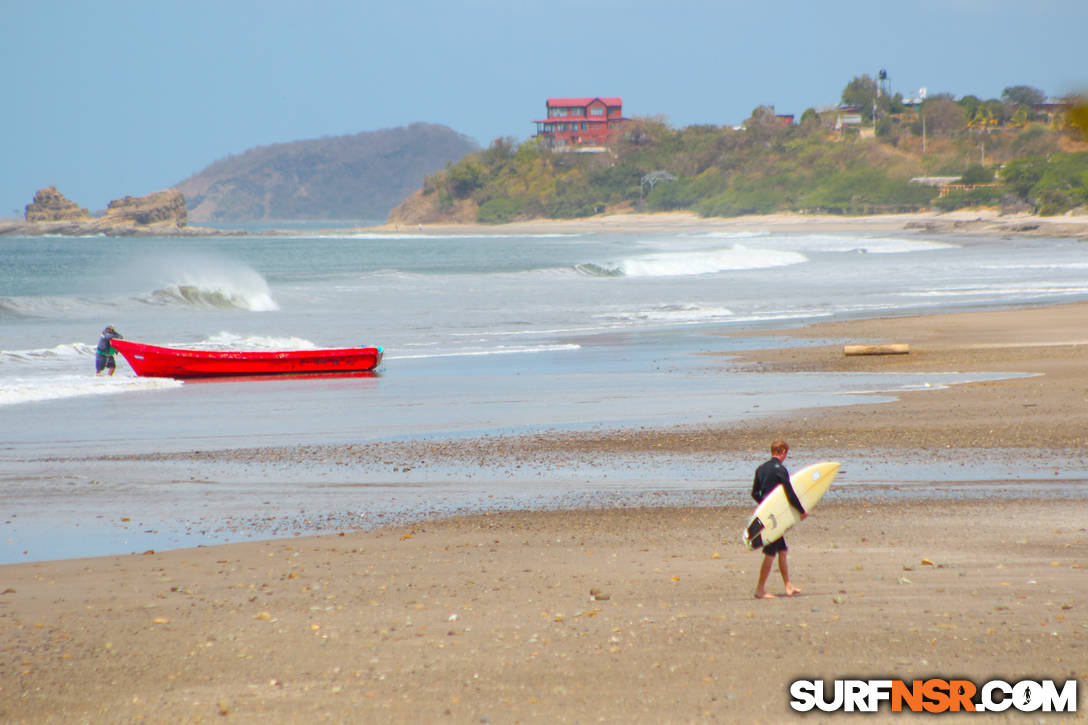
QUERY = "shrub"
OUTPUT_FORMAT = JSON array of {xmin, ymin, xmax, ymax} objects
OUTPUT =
[
  {"xmin": 476, "ymin": 197, "xmax": 524, "ymax": 223},
  {"xmin": 933, "ymin": 186, "xmax": 1004, "ymax": 211}
]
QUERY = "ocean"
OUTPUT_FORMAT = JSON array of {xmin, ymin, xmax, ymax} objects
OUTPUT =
[{"xmin": 3, "ymin": 225, "xmax": 1088, "ymax": 561}]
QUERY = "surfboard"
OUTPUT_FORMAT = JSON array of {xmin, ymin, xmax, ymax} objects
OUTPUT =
[{"xmin": 743, "ymin": 461, "xmax": 840, "ymax": 551}]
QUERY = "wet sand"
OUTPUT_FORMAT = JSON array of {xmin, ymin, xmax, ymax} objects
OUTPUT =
[
  {"xmin": 3, "ymin": 301, "xmax": 1088, "ymax": 722},
  {"xmin": 2, "ymin": 501, "xmax": 1085, "ymax": 723}
]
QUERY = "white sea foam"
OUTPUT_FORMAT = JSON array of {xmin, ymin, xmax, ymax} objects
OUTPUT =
[
  {"xmin": 0, "ymin": 374, "xmax": 182, "ymax": 407},
  {"xmin": 774, "ymin": 235, "xmax": 957, "ymax": 254},
  {"xmin": 594, "ymin": 304, "xmax": 735, "ymax": 324},
  {"xmin": 312, "ymin": 232, "xmax": 580, "ymax": 240},
  {"xmin": 578, "ymin": 244, "xmax": 807, "ymax": 277},
  {"xmin": 385, "ymin": 344, "xmax": 580, "ymax": 360},
  {"xmin": 693, "ymin": 231, "xmax": 771, "ymax": 240},
  {"xmin": 898, "ymin": 282, "xmax": 1088, "ymax": 298},
  {"xmin": 0, "ymin": 342, "xmax": 95, "ymax": 368},
  {"xmin": 194, "ymin": 332, "xmax": 320, "ymax": 351}
]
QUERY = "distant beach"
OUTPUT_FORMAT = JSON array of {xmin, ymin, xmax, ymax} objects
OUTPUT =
[
  {"xmin": 6, "ymin": 207, "xmax": 1088, "ymax": 240},
  {"xmin": 375, "ymin": 208, "xmax": 1088, "ymax": 240},
  {"xmin": 3, "ymin": 299, "xmax": 1086, "ymax": 722}
]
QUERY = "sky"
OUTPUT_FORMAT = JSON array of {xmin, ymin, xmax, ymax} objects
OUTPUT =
[{"xmin": 2, "ymin": 0, "xmax": 1087, "ymax": 216}]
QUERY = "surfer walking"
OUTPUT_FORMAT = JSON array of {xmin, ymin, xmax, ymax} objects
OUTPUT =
[
  {"xmin": 752, "ymin": 440, "xmax": 807, "ymax": 599},
  {"xmin": 95, "ymin": 325, "xmax": 122, "ymax": 376}
]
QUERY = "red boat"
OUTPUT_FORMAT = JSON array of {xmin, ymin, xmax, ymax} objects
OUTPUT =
[{"xmin": 111, "ymin": 338, "xmax": 383, "ymax": 379}]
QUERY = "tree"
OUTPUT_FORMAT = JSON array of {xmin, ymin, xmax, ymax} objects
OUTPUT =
[
  {"xmin": 1066, "ymin": 97, "xmax": 1088, "ymax": 141},
  {"xmin": 919, "ymin": 98, "xmax": 966, "ymax": 135},
  {"xmin": 1001, "ymin": 85, "xmax": 1046, "ymax": 107},
  {"xmin": 842, "ymin": 75, "xmax": 878, "ymax": 120},
  {"xmin": 1009, "ymin": 106, "xmax": 1030, "ymax": 129},
  {"xmin": 958, "ymin": 95, "xmax": 983, "ymax": 120},
  {"xmin": 968, "ymin": 106, "xmax": 997, "ymax": 133},
  {"xmin": 800, "ymin": 108, "xmax": 821, "ymax": 131},
  {"xmin": 961, "ymin": 164, "xmax": 994, "ymax": 184}
]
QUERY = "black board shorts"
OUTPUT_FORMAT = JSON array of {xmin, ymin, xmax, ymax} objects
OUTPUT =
[
  {"xmin": 95, "ymin": 354, "xmax": 115, "ymax": 373},
  {"xmin": 762, "ymin": 537, "xmax": 787, "ymax": 556}
]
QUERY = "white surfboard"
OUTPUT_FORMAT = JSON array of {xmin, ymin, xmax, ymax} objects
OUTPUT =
[{"xmin": 743, "ymin": 461, "xmax": 840, "ymax": 551}]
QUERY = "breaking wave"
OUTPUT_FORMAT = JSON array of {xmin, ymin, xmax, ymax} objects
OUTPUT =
[
  {"xmin": 576, "ymin": 245, "xmax": 807, "ymax": 277},
  {"xmin": 142, "ymin": 284, "xmax": 278, "ymax": 311},
  {"xmin": 121, "ymin": 251, "xmax": 279, "ymax": 311},
  {"xmin": 0, "ymin": 342, "xmax": 95, "ymax": 367}
]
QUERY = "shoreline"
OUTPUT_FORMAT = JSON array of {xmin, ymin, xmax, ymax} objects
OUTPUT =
[
  {"xmin": 5, "ymin": 207, "xmax": 1088, "ymax": 238},
  {"xmin": 371, "ymin": 208, "xmax": 1088, "ymax": 239},
  {"xmin": 95, "ymin": 300, "xmax": 1088, "ymax": 467}
]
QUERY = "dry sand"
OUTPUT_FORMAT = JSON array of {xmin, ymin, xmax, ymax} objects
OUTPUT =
[
  {"xmin": 3, "ymin": 293, "xmax": 1088, "ymax": 722},
  {"xmin": 378, "ymin": 208, "xmax": 1088, "ymax": 240}
]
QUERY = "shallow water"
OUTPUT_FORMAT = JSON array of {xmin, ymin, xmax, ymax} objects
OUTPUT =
[{"xmin": 4, "ymin": 226, "xmax": 1088, "ymax": 562}]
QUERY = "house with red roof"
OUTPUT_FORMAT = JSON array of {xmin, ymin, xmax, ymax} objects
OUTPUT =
[{"xmin": 534, "ymin": 97, "xmax": 628, "ymax": 149}]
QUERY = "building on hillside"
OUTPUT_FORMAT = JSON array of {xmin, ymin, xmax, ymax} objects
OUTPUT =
[
  {"xmin": 834, "ymin": 105, "xmax": 864, "ymax": 131},
  {"xmin": 833, "ymin": 105, "xmax": 875, "ymax": 138},
  {"xmin": 534, "ymin": 97, "xmax": 629, "ymax": 150},
  {"xmin": 1032, "ymin": 100, "xmax": 1071, "ymax": 124}
]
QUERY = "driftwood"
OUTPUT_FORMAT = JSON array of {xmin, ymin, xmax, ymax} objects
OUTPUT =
[{"xmin": 843, "ymin": 343, "xmax": 910, "ymax": 356}]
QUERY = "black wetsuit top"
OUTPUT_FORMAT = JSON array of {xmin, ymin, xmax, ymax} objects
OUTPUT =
[{"xmin": 752, "ymin": 457, "xmax": 806, "ymax": 515}]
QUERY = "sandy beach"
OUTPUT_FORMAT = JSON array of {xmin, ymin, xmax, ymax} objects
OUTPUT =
[
  {"xmin": 4, "ymin": 220, "xmax": 1088, "ymax": 722},
  {"xmin": 379, "ymin": 208, "xmax": 1088, "ymax": 240}
]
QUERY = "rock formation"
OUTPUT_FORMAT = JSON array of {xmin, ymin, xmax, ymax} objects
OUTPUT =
[
  {"xmin": 3, "ymin": 187, "xmax": 208, "ymax": 237},
  {"xmin": 24, "ymin": 186, "xmax": 90, "ymax": 222},
  {"xmin": 104, "ymin": 189, "xmax": 187, "ymax": 226}
]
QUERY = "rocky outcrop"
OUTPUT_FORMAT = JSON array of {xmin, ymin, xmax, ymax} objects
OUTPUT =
[
  {"xmin": 104, "ymin": 188, "xmax": 187, "ymax": 226},
  {"xmin": 2, "ymin": 187, "xmax": 225, "ymax": 237},
  {"xmin": 24, "ymin": 186, "xmax": 89, "ymax": 222}
]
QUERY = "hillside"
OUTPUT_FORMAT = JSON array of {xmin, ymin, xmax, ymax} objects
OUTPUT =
[
  {"xmin": 390, "ymin": 92, "xmax": 1088, "ymax": 225},
  {"xmin": 176, "ymin": 123, "xmax": 478, "ymax": 222}
]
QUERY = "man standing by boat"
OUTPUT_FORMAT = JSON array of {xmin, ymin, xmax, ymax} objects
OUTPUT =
[{"xmin": 95, "ymin": 326, "xmax": 122, "ymax": 376}]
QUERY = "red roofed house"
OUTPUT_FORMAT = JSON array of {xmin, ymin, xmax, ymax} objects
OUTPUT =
[{"xmin": 534, "ymin": 97, "xmax": 628, "ymax": 149}]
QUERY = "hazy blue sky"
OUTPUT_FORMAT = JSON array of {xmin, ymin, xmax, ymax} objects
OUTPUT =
[{"xmin": 3, "ymin": 0, "xmax": 1086, "ymax": 215}]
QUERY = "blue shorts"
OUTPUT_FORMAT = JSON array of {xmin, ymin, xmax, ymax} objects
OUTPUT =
[{"xmin": 95, "ymin": 354, "xmax": 115, "ymax": 373}]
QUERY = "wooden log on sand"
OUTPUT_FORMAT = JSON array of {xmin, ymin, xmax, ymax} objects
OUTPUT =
[{"xmin": 843, "ymin": 343, "xmax": 910, "ymax": 356}]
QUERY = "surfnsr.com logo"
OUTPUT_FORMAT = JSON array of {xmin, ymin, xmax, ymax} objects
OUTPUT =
[{"xmin": 789, "ymin": 678, "xmax": 1078, "ymax": 713}]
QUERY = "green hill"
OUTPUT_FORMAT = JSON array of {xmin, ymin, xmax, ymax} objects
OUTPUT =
[
  {"xmin": 390, "ymin": 88, "xmax": 1088, "ymax": 225},
  {"xmin": 176, "ymin": 123, "xmax": 478, "ymax": 222}
]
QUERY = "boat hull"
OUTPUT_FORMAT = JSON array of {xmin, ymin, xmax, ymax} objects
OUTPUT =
[{"xmin": 111, "ymin": 339, "xmax": 383, "ymax": 379}]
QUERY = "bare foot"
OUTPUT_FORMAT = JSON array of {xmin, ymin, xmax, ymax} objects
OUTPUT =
[
  {"xmin": 784, "ymin": 584, "xmax": 802, "ymax": 596},
  {"xmin": 754, "ymin": 591, "xmax": 777, "ymax": 599}
]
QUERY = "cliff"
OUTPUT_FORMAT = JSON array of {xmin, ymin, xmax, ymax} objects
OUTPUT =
[{"xmin": 176, "ymin": 123, "xmax": 479, "ymax": 222}]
